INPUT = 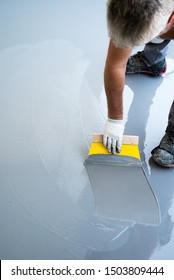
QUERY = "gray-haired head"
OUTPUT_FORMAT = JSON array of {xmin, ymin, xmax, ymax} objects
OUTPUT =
[{"xmin": 107, "ymin": 0, "xmax": 174, "ymax": 49}]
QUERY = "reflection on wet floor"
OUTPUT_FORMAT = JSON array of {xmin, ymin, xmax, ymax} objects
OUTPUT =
[{"xmin": 0, "ymin": 0, "xmax": 174, "ymax": 260}]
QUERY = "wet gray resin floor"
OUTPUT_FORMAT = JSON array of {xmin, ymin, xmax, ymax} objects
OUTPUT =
[{"xmin": 0, "ymin": 0, "xmax": 174, "ymax": 260}]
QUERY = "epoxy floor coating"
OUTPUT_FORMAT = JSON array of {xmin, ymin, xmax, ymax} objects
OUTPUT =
[{"xmin": 0, "ymin": 0, "xmax": 174, "ymax": 260}]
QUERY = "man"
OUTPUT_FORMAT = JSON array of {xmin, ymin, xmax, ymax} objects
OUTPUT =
[{"xmin": 103, "ymin": 0, "xmax": 174, "ymax": 167}]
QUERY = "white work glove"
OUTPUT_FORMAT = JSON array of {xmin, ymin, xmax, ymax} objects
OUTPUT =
[{"xmin": 103, "ymin": 118, "xmax": 125, "ymax": 153}]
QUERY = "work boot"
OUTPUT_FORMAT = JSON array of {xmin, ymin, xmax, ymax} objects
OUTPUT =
[
  {"xmin": 151, "ymin": 132, "xmax": 174, "ymax": 167},
  {"xmin": 126, "ymin": 51, "xmax": 167, "ymax": 76}
]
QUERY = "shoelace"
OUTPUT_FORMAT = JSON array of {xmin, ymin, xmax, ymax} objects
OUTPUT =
[{"xmin": 162, "ymin": 134, "xmax": 174, "ymax": 145}]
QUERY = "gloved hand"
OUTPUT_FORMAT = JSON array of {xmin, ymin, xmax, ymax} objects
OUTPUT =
[{"xmin": 103, "ymin": 118, "xmax": 125, "ymax": 153}]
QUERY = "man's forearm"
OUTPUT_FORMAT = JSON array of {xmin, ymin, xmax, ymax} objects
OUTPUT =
[
  {"xmin": 104, "ymin": 65, "xmax": 125, "ymax": 120},
  {"xmin": 104, "ymin": 41, "xmax": 132, "ymax": 120}
]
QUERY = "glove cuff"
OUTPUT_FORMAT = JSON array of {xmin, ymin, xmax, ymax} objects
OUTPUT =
[{"xmin": 108, "ymin": 118, "xmax": 124, "ymax": 124}]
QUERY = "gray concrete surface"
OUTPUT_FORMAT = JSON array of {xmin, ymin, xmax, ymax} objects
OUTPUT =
[{"xmin": 0, "ymin": 0, "xmax": 174, "ymax": 260}]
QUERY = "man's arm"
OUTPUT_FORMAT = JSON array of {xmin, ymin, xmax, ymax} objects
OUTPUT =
[
  {"xmin": 104, "ymin": 40, "xmax": 132, "ymax": 119},
  {"xmin": 103, "ymin": 40, "xmax": 132, "ymax": 153}
]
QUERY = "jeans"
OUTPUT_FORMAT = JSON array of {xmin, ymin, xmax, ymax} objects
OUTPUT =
[
  {"xmin": 144, "ymin": 39, "xmax": 170, "ymax": 64},
  {"xmin": 166, "ymin": 101, "xmax": 174, "ymax": 133},
  {"xmin": 144, "ymin": 39, "xmax": 174, "ymax": 134}
]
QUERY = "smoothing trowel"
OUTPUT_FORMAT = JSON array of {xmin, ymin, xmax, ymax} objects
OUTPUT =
[{"xmin": 85, "ymin": 134, "xmax": 160, "ymax": 225}]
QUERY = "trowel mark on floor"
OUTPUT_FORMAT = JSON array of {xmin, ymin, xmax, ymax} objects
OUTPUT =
[{"xmin": 31, "ymin": 40, "xmax": 90, "ymax": 200}]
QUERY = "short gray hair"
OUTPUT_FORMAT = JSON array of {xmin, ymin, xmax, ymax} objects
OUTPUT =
[{"xmin": 107, "ymin": 0, "xmax": 174, "ymax": 49}]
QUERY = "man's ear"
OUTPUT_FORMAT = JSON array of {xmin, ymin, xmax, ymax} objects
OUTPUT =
[
  {"xmin": 161, "ymin": 11, "xmax": 174, "ymax": 34},
  {"xmin": 160, "ymin": 11, "xmax": 174, "ymax": 39},
  {"xmin": 168, "ymin": 11, "xmax": 174, "ymax": 24}
]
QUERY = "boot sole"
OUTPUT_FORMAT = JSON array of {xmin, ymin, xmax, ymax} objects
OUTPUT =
[
  {"xmin": 152, "ymin": 158, "xmax": 174, "ymax": 167},
  {"xmin": 126, "ymin": 67, "xmax": 167, "ymax": 76}
]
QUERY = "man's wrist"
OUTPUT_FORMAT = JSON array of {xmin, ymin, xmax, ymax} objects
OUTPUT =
[
  {"xmin": 108, "ymin": 114, "xmax": 123, "ymax": 120},
  {"xmin": 108, "ymin": 118, "xmax": 124, "ymax": 124}
]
